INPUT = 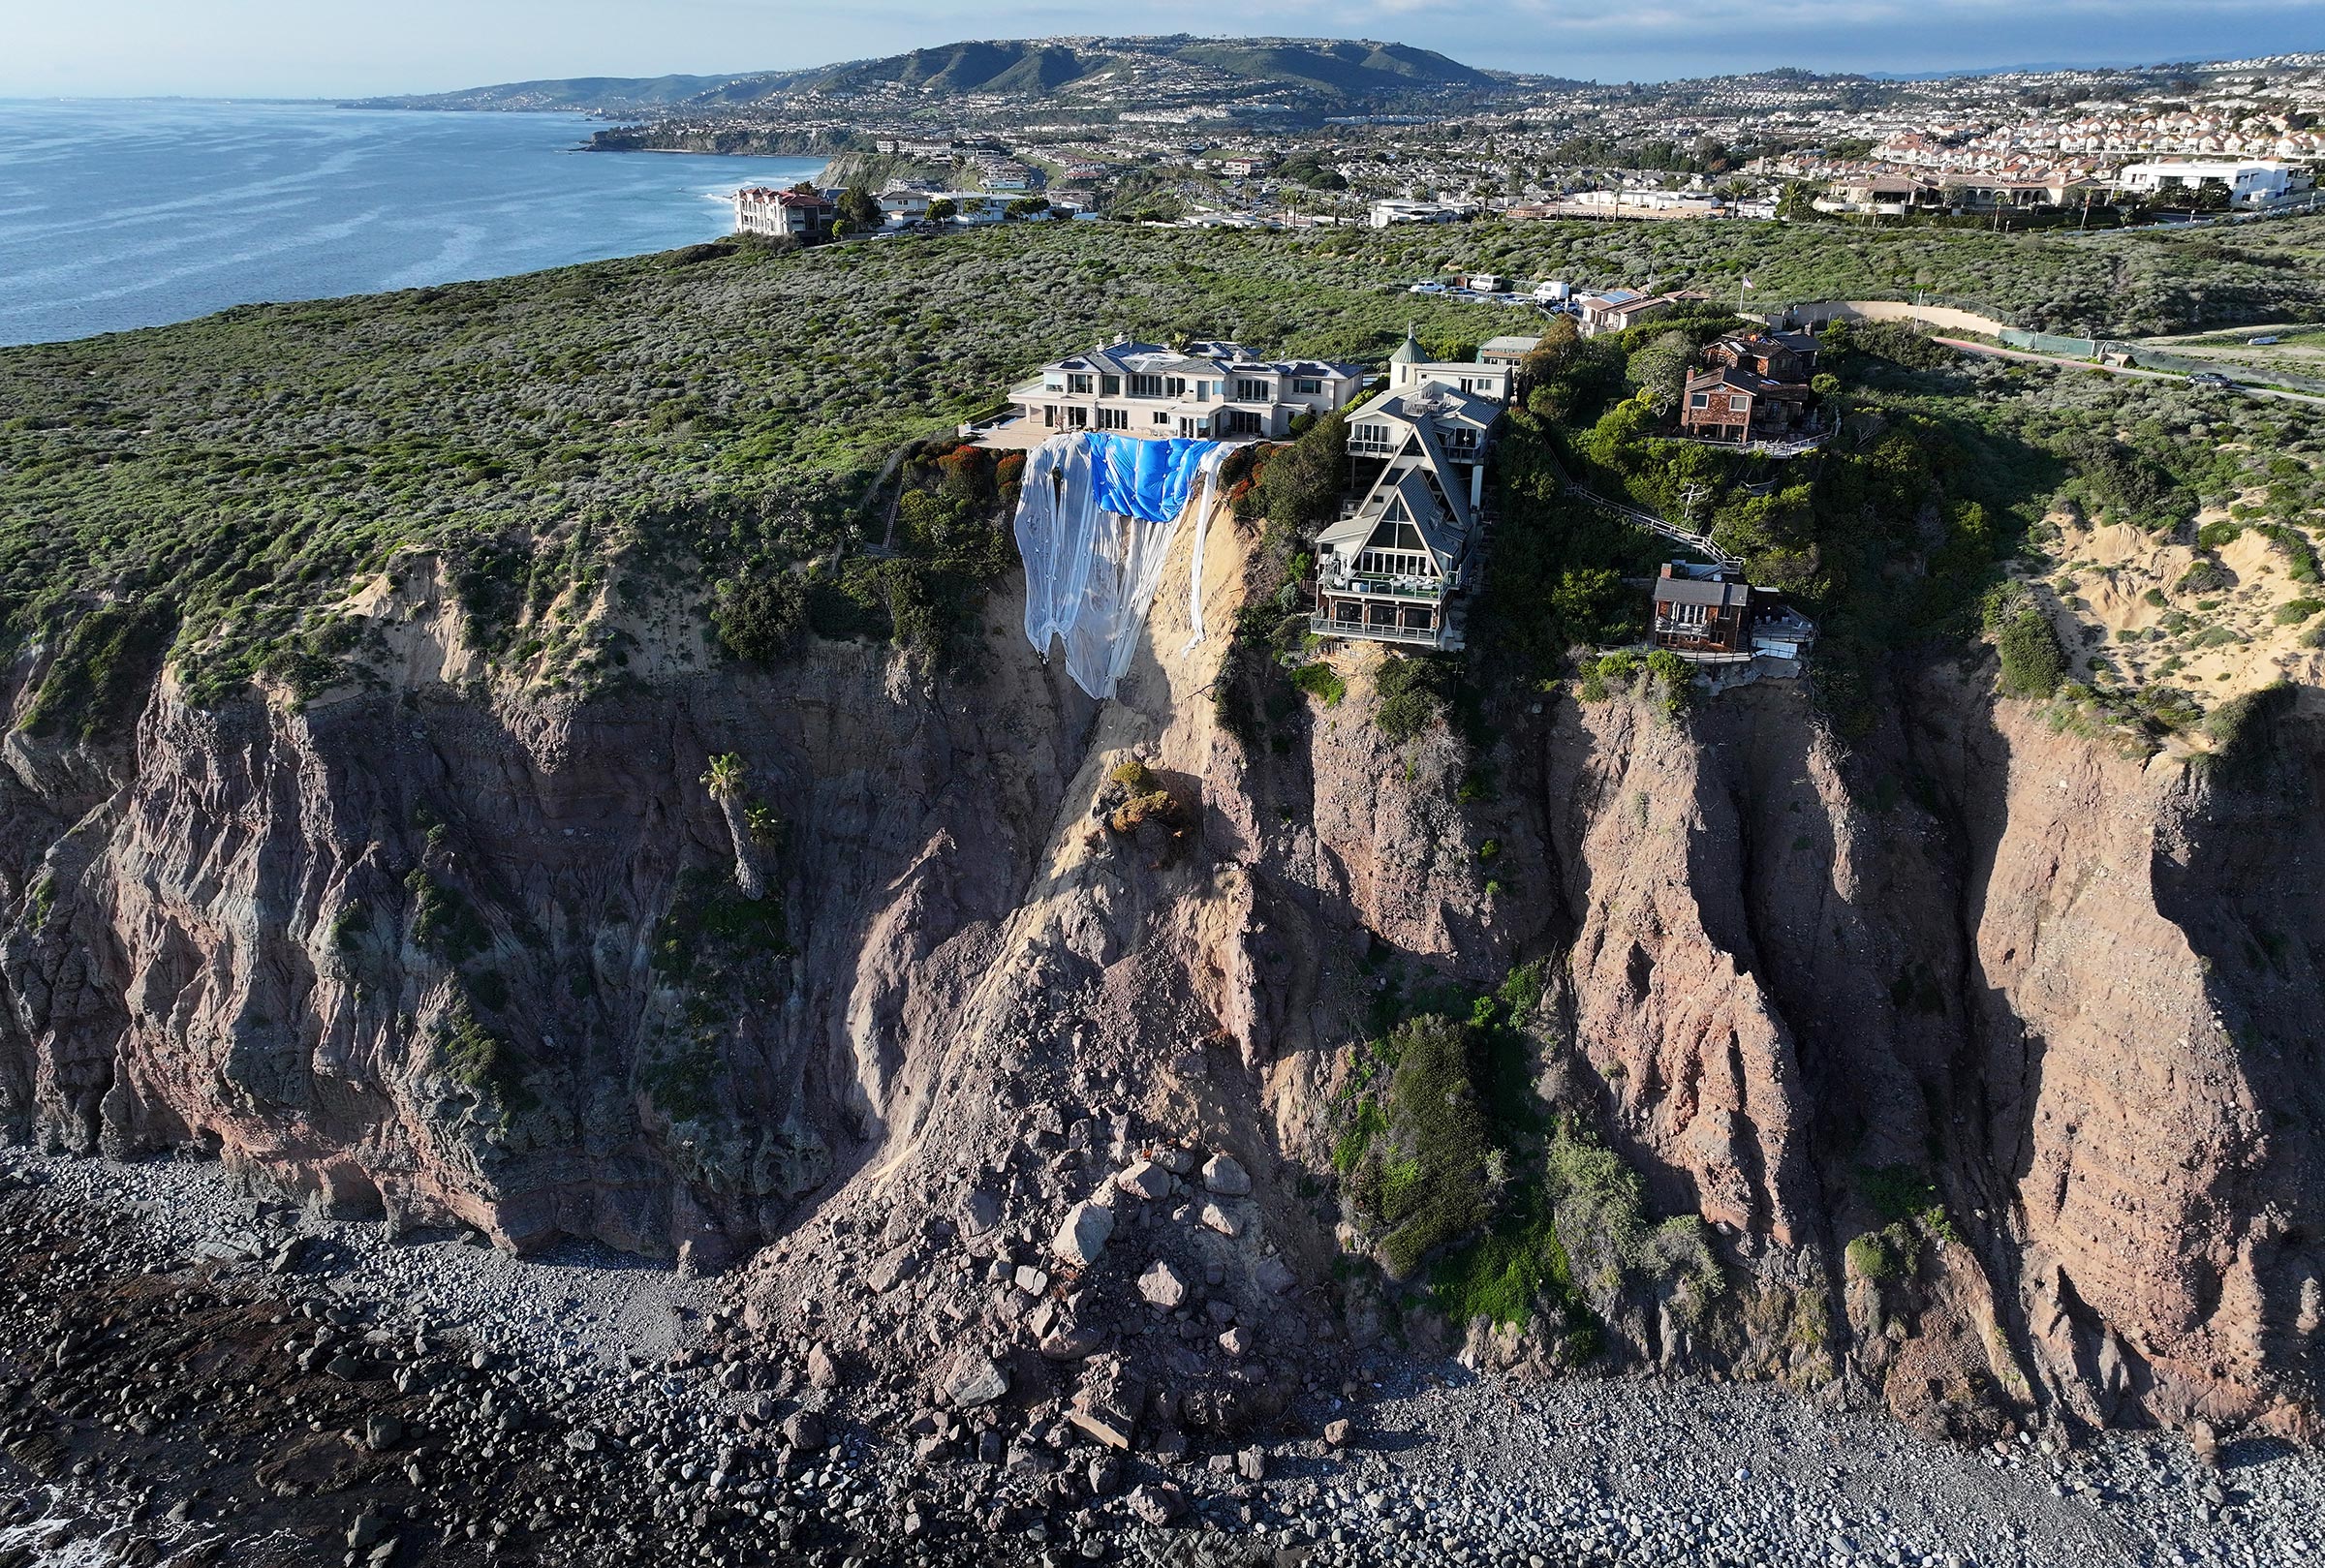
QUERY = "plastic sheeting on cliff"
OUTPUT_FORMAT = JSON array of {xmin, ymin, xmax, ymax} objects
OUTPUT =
[{"xmin": 1013, "ymin": 431, "xmax": 1226, "ymax": 699}]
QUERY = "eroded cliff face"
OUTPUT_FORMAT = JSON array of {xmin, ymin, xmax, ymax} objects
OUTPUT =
[{"xmin": 2, "ymin": 522, "xmax": 2319, "ymax": 1444}]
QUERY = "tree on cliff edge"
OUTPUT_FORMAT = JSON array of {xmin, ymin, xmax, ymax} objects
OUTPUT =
[{"xmin": 700, "ymin": 752, "xmax": 764, "ymax": 900}]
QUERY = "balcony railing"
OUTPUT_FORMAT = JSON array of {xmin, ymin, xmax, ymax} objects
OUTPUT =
[
  {"xmin": 1312, "ymin": 614, "xmax": 1443, "ymax": 645},
  {"xmin": 1325, "ymin": 576, "xmax": 1445, "ymax": 601}
]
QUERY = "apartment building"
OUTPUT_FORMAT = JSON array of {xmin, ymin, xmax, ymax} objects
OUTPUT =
[
  {"xmin": 1009, "ymin": 337, "xmax": 1366, "ymax": 441},
  {"xmin": 732, "ymin": 187, "xmax": 835, "ymax": 240},
  {"xmin": 2116, "ymin": 159, "xmax": 2310, "ymax": 205}
]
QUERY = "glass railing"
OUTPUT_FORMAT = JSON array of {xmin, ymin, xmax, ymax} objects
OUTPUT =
[
  {"xmin": 1325, "ymin": 577, "xmax": 1443, "ymax": 600},
  {"xmin": 1311, "ymin": 614, "xmax": 1442, "ymax": 643}
]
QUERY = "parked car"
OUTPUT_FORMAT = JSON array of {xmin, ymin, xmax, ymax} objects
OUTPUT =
[
  {"xmin": 1407, "ymin": 282, "xmax": 1448, "ymax": 294},
  {"xmin": 2188, "ymin": 372, "xmax": 2233, "ymax": 388},
  {"xmin": 2248, "ymin": 335, "xmax": 2281, "ymax": 346}
]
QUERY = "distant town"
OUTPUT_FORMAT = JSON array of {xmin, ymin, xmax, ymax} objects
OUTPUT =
[{"xmin": 557, "ymin": 41, "xmax": 2325, "ymax": 235}]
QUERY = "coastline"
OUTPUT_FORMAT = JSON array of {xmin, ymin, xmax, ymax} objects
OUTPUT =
[{"xmin": 3, "ymin": 1147, "xmax": 2313, "ymax": 1567}]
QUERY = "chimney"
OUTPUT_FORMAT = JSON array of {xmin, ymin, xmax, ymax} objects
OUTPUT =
[{"xmin": 1658, "ymin": 563, "xmax": 1676, "ymax": 579}]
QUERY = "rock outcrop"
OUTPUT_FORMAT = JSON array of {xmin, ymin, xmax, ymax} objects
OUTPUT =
[{"xmin": 3, "ymin": 514, "xmax": 2320, "ymax": 1448}]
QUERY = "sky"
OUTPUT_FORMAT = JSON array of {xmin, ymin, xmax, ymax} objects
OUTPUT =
[{"xmin": 4, "ymin": 0, "xmax": 2321, "ymax": 99}]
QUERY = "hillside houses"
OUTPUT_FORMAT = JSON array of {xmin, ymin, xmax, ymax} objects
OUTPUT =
[
  {"xmin": 1680, "ymin": 331, "xmax": 1822, "ymax": 446},
  {"xmin": 1311, "ymin": 330, "xmax": 1513, "ymax": 653},
  {"xmin": 1652, "ymin": 564, "xmax": 1817, "ymax": 664},
  {"xmin": 1576, "ymin": 290, "xmax": 1710, "ymax": 339}
]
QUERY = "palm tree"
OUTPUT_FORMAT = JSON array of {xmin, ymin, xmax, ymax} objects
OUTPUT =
[{"xmin": 699, "ymin": 752, "xmax": 763, "ymax": 900}]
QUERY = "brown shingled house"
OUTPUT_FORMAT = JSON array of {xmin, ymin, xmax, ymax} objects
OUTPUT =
[{"xmin": 1679, "ymin": 330, "xmax": 1821, "ymax": 445}]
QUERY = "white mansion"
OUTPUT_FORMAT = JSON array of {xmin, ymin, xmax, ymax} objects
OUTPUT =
[{"xmin": 1009, "ymin": 338, "xmax": 1368, "ymax": 442}]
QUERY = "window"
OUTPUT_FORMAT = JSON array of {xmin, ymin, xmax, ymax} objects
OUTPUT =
[
  {"xmin": 1729, "ymin": 395, "xmax": 1750, "ymax": 413},
  {"xmin": 1069, "ymin": 374, "xmax": 1093, "ymax": 394},
  {"xmin": 1235, "ymin": 378, "xmax": 1270, "ymax": 401},
  {"xmin": 1129, "ymin": 374, "xmax": 1163, "ymax": 398},
  {"xmin": 1445, "ymin": 429, "xmax": 1477, "ymax": 451},
  {"xmin": 1097, "ymin": 408, "xmax": 1128, "ymax": 430},
  {"xmin": 1350, "ymin": 423, "xmax": 1393, "ymax": 452},
  {"xmin": 1294, "ymin": 378, "xmax": 1322, "ymax": 394},
  {"xmin": 1153, "ymin": 411, "xmax": 1171, "ymax": 425},
  {"xmin": 1224, "ymin": 409, "xmax": 1265, "ymax": 436},
  {"xmin": 1100, "ymin": 374, "xmax": 1121, "ymax": 396},
  {"xmin": 1689, "ymin": 392, "xmax": 1710, "ymax": 408},
  {"xmin": 1371, "ymin": 518, "xmax": 1426, "ymax": 553},
  {"xmin": 1163, "ymin": 377, "xmax": 1186, "ymax": 398}
]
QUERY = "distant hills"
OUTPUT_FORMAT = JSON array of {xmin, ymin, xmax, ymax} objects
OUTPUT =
[{"xmin": 350, "ymin": 35, "xmax": 1520, "ymax": 117}]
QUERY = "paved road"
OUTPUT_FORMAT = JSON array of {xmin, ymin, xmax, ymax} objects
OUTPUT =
[{"xmin": 1934, "ymin": 338, "xmax": 2325, "ymax": 410}]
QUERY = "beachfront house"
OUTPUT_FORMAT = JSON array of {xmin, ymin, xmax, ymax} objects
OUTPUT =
[
  {"xmin": 1651, "ymin": 563, "xmax": 1818, "ymax": 663},
  {"xmin": 1008, "ymin": 338, "xmax": 1366, "ymax": 441},
  {"xmin": 1311, "ymin": 330, "xmax": 1510, "ymax": 652}
]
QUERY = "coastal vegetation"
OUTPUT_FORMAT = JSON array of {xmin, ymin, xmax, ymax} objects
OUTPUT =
[{"xmin": 2, "ymin": 215, "xmax": 2321, "ymax": 718}]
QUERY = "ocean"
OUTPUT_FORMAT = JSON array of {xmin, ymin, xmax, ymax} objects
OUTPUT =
[{"xmin": 0, "ymin": 99, "xmax": 825, "ymax": 348}]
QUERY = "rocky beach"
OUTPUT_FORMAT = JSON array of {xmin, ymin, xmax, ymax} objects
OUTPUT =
[{"xmin": 2, "ymin": 1149, "xmax": 2313, "ymax": 1568}]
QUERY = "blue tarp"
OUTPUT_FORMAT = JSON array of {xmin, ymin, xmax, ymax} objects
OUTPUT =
[{"xmin": 1087, "ymin": 433, "xmax": 1216, "ymax": 524}]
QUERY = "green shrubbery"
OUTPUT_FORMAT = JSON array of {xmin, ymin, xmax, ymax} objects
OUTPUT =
[
  {"xmin": 19, "ymin": 600, "xmax": 174, "ymax": 742},
  {"xmin": 1289, "ymin": 661, "xmax": 1346, "ymax": 705},
  {"xmin": 1352, "ymin": 1014, "xmax": 1499, "ymax": 1278},
  {"xmin": 1373, "ymin": 655, "xmax": 1454, "ymax": 742},
  {"xmin": 441, "ymin": 991, "xmax": 530, "ymax": 1113},
  {"xmin": 1329, "ymin": 957, "xmax": 1720, "ymax": 1344},
  {"xmin": 1983, "ymin": 584, "xmax": 2065, "ymax": 699}
]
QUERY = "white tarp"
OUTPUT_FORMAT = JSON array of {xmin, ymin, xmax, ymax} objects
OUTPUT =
[{"xmin": 1013, "ymin": 432, "xmax": 1226, "ymax": 699}]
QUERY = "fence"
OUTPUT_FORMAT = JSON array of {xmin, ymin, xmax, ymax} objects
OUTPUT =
[{"xmin": 2000, "ymin": 328, "xmax": 2105, "ymax": 357}]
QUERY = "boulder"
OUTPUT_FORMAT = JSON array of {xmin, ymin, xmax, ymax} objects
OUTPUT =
[
  {"xmin": 941, "ymin": 1350, "xmax": 1009, "ymax": 1409},
  {"xmin": 806, "ymin": 1344, "xmax": 841, "ymax": 1391},
  {"xmin": 1067, "ymin": 1355, "xmax": 1147, "ymax": 1451},
  {"xmin": 1198, "ymin": 1203, "xmax": 1242, "ymax": 1238},
  {"xmin": 1126, "ymin": 1483, "xmax": 1188, "ymax": 1525},
  {"xmin": 782, "ymin": 1411, "xmax": 827, "ymax": 1453},
  {"xmin": 1254, "ymin": 1255, "xmax": 1297, "ymax": 1296},
  {"xmin": 1323, "ymin": 1418, "xmax": 1353, "ymax": 1448},
  {"xmin": 1137, "ymin": 1260, "xmax": 1189, "ymax": 1310},
  {"xmin": 867, "ymin": 1244, "xmax": 921, "ymax": 1293},
  {"xmin": 1051, "ymin": 1200, "xmax": 1114, "ymax": 1267},
  {"xmin": 1114, "ymin": 1160, "xmax": 1172, "ymax": 1202},
  {"xmin": 1200, "ymin": 1154, "xmax": 1251, "ymax": 1196},
  {"xmin": 1218, "ymin": 1326, "xmax": 1255, "ymax": 1358},
  {"xmin": 960, "ymin": 1188, "xmax": 1003, "ymax": 1237},
  {"xmin": 1038, "ymin": 1318, "xmax": 1105, "ymax": 1361}
]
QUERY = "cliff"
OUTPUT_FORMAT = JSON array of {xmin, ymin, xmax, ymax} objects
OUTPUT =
[{"xmin": 2, "ymin": 507, "xmax": 2319, "ymax": 1448}]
